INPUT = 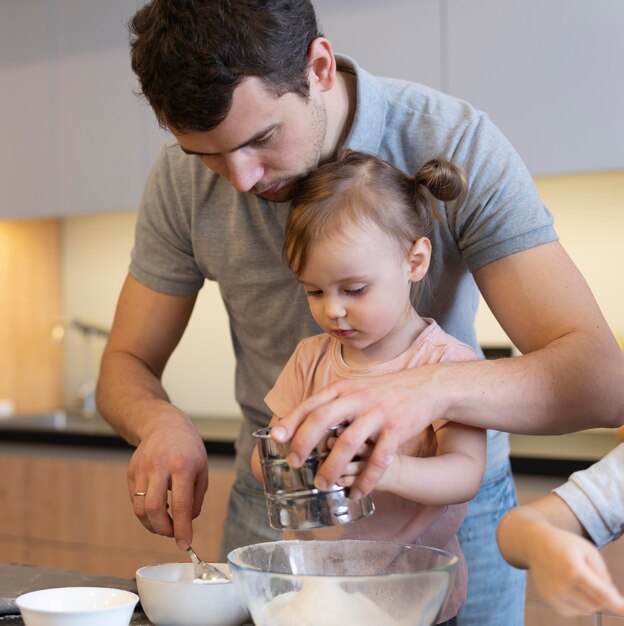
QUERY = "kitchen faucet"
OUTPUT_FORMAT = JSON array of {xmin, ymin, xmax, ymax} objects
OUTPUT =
[{"xmin": 51, "ymin": 317, "xmax": 110, "ymax": 417}]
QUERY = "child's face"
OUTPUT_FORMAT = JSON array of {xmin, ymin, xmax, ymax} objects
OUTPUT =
[{"xmin": 298, "ymin": 222, "xmax": 428, "ymax": 365}]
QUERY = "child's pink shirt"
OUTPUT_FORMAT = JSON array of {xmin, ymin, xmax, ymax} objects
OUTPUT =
[{"xmin": 265, "ymin": 318, "xmax": 480, "ymax": 622}]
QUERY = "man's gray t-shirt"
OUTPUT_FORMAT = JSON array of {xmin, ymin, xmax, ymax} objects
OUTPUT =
[{"xmin": 130, "ymin": 56, "xmax": 557, "ymax": 483}]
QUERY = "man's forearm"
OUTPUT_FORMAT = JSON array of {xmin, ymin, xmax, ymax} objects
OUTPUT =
[
  {"xmin": 96, "ymin": 350, "xmax": 185, "ymax": 446},
  {"xmin": 440, "ymin": 332, "xmax": 624, "ymax": 434},
  {"xmin": 467, "ymin": 242, "xmax": 624, "ymax": 434}
]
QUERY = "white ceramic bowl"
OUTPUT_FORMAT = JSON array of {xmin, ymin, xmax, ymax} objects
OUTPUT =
[
  {"xmin": 136, "ymin": 562, "xmax": 248, "ymax": 626},
  {"xmin": 16, "ymin": 586, "xmax": 138, "ymax": 626}
]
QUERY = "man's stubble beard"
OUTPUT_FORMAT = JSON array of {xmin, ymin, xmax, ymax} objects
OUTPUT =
[{"xmin": 254, "ymin": 97, "xmax": 328, "ymax": 203}]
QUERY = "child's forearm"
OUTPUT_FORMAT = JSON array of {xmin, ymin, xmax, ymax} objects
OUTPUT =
[
  {"xmin": 496, "ymin": 495, "xmax": 586, "ymax": 569},
  {"xmin": 251, "ymin": 414, "xmax": 280, "ymax": 485},
  {"xmin": 382, "ymin": 452, "xmax": 484, "ymax": 504},
  {"xmin": 498, "ymin": 497, "xmax": 624, "ymax": 617},
  {"xmin": 496, "ymin": 505, "xmax": 552, "ymax": 569},
  {"xmin": 251, "ymin": 446, "xmax": 264, "ymax": 484}
]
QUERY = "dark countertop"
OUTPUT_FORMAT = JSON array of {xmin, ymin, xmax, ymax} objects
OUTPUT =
[
  {"xmin": 0, "ymin": 563, "xmax": 152, "ymax": 625},
  {"xmin": 1, "ymin": 411, "xmax": 620, "ymax": 477},
  {"xmin": 0, "ymin": 616, "xmax": 153, "ymax": 625},
  {"xmin": 0, "ymin": 563, "xmax": 254, "ymax": 625},
  {"xmin": 0, "ymin": 410, "xmax": 242, "ymax": 455},
  {"xmin": 509, "ymin": 429, "xmax": 621, "ymax": 476}
]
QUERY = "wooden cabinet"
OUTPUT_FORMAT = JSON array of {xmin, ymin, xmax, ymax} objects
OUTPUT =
[
  {"xmin": 0, "ymin": 220, "xmax": 63, "ymax": 415},
  {"xmin": 524, "ymin": 605, "xmax": 593, "ymax": 626},
  {"xmin": 0, "ymin": 443, "xmax": 235, "ymax": 578},
  {"xmin": 516, "ymin": 474, "xmax": 624, "ymax": 625}
]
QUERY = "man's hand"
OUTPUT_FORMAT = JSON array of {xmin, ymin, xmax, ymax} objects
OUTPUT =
[
  {"xmin": 96, "ymin": 275, "xmax": 207, "ymax": 550},
  {"xmin": 127, "ymin": 413, "xmax": 208, "ymax": 550},
  {"xmin": 272, "ymin": 367, "xmax": 443, "ymax": 499}
]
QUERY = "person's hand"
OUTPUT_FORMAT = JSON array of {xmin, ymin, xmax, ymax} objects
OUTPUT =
[
  {"xmin": 127, "ymin": 411, "xmax": 208, "ymax": 550},
  {"xmin": 272, "ymin": 367, "xmax": 443, "ymax": 499},
  {"xmin": 329, "ymin": 427, "xmax": 436, "ymax": 493},
  {"xmin": 526, "ymin": 526, "xmax": 624, "ymax": 616},
  {"xmin": 327, "ymin": 432, "xmax": 397, "ymax": 491}
]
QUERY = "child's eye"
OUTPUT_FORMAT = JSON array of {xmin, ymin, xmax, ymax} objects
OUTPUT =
[
  {"xmin": 345, "ymin": 287, "xmax": 366, "ymax": 296},
  {"xmin": 306, "ymin": 289, "xmax": 323, "ymax": 297},
  {"xmin": 254, "ymin": 132, "xmax": 274, "ymax": 147}
]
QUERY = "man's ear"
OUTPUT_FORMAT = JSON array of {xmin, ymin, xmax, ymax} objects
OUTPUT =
[
  {"xmin": 407, "ymin": 237, "xmax": 431, "ymax": 283},
  {"xmin": 307, "ymin": 37, "xmax": 336, "ymax": 92}
]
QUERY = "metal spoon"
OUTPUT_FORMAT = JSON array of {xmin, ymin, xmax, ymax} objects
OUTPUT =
[{"xmin": 186, "ymin": 546, "xmax": 231, "ymax": 582}]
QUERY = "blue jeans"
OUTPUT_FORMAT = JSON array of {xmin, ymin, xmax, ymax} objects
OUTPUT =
[
  {"xmin": 456, "ymin": 463, "xmax": 525, "ymax": 626},
  {"xmin": 221, "ymin": 470, "xmax": 282, "ymax": 558}
]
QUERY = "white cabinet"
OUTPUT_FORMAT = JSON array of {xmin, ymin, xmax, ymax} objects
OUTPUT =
[
  {"xmin": 55, "ymin": 47, "xmax": 161, "ymax": 216},
  {"xmin": 2, "ymin": 1, "xmax": 623, "ymax": 218},
  {"xmin": 444, "ymin": 0, "xmax": 624, "ymax": 175},
  {"xmin": 318, "ymin": 0, "xmax": 624, "ymax": 176},
  {"xmin": 0, "ymin": 0, "xmax": 167, "ymax": 219},
  {"xmin": 0, "ymin": 3, "xmax": 58, "ymax": 219},
  {"xmin": 314, "ymin": 0, "xmax": 442, "ymax": 89}
]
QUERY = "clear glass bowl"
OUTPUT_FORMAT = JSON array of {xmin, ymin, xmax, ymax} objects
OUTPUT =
[{"xmin": 227, "ymin": 540, "xmax": 457, "ymax": 626}]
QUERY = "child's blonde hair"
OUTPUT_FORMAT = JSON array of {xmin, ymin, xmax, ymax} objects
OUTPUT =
[{"xmin": 284, "ymin": 150, "xmax": 467, "ymax": 276}]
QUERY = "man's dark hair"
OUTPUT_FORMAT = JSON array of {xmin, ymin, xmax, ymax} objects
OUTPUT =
[{"xmin": 129, "ymin": 0, "xmax": 322, "ymax": 132}]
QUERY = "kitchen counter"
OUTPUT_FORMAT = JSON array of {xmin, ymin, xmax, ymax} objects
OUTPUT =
[
  {"xmin": 0, "ymin": 563, "xmax": 152, "ymax": 625},
  {"xmin": 0, "ymin": 564, "xmax": 254, "ymax": 625},
  {"xmin": 1, "ymin": 411, "xmax": 621, "ymax": 477},
  {"xmin": 509, "ymin": 427, "xmax": 622, "ymax": 476},
  {"xmin": 0, "ymin": 410, "xmax": 242, "ymax": 455},
  {"xmin": 0, "ymin": 616, "xmax": 152, "ymax": 625}
]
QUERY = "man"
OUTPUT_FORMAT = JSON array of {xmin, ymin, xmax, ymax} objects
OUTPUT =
[{"xmin": 96, "ymin": 1, "xmax": 624, "ymax": 625}]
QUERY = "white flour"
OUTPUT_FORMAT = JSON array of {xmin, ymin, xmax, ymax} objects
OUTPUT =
[
  {"xmin": 255, "ymin": 577, "xmax": 399, "ymax": 626},
  {"xmin": 190, "ymin": 578, "xmax": 229, "ymax": 584}
]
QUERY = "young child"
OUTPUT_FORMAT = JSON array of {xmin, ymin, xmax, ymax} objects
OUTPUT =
[
  {"xmin": 252, "ymin": 150, "xmax": 487, "ymax": 625},
  {"xmin": 497, "ymin": 443, "xmax": 624, "ymax": 617}
]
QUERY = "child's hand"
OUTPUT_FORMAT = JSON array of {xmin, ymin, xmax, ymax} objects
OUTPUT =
[
  {"xmin": 326, "ymin": 431, "xmax": 397, "ymax": 492},
  {"xmin": 528, "ymin": 525, "xmax": 624, "ymax": 616}
]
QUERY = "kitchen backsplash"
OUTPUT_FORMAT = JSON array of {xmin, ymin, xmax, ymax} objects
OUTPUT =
[
  {"xmin": 60, "ymin": 211, "xmax": 239, "ymax": 418},
  {"xmin": 60, "ymin": 170, "xmax": 624, "ymax": 417},
  {"xmin": 476, "ymin": 170, "xmax": 624, "ymax": 345},
  {"xmin": 3, "ymin": 170, "xmax": 622, "ymax": 419}
]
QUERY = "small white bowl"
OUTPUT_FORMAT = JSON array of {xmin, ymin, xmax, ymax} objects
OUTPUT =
[
  {"xmin": 16, "ymin": 586, "xmax": 138, "ymax": 626},
  {"xmin": 136, "ymin": 562, "xmax": 248, "ymax": 626}
]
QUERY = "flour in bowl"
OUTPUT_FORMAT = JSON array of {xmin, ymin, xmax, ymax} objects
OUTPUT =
[{"xmin": 255, "ymin": 577, "xmax": 399, "ymax": 626}]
